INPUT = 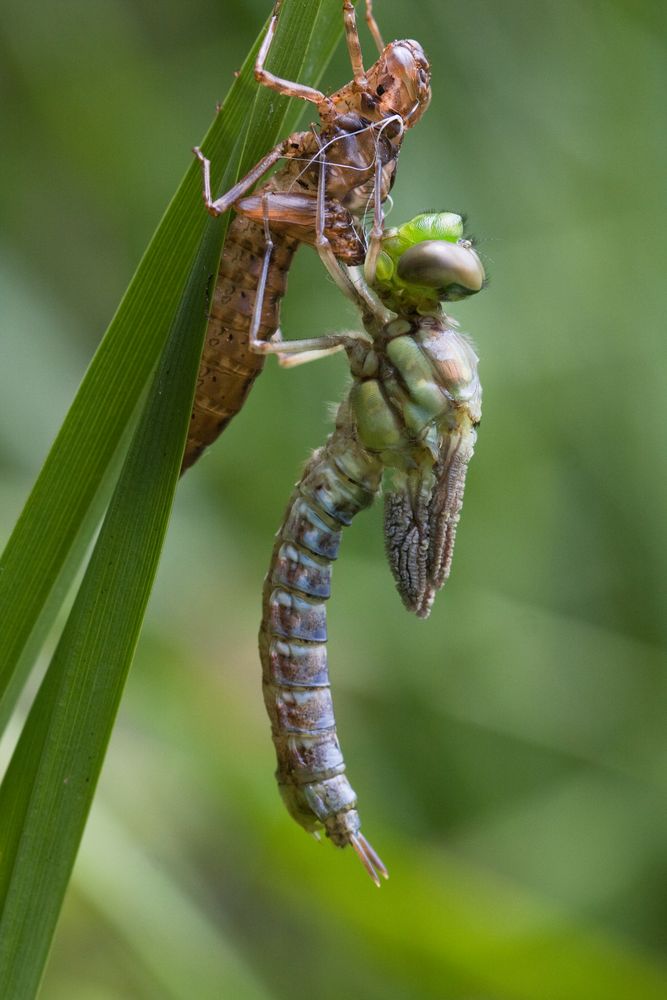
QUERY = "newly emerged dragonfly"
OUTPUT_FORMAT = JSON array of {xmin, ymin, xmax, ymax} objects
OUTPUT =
[
  {"xmin": 184, "ymin": 0, "xmax": 431, "ymax": 470},
  {"xmin": 258, "ymin": 212, "xmax": 485, "ymax": 883}
]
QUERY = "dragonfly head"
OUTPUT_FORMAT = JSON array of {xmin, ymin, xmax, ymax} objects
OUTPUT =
[
  {"xmin": 365, "ymin": 40, "xmax": 431, "ymax": 129},
  {"xmin": 371, "ymin": 212, "xmax": 485, "ymax": 313}
]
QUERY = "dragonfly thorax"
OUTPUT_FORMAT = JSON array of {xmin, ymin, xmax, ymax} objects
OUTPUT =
[{"xmin": 348, "ymin": 314, "xmax": 478, "ymax": 469}]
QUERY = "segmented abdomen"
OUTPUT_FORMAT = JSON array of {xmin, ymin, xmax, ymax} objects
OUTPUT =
[
  {"xmin": 181, "ymin": 214, "xmax": 298, "ymax": 472},
  {"xmin": 259, "ymin": 418, "xmax": 382, "ymax": 846}
]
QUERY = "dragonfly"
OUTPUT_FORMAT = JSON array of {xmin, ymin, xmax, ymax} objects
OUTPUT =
[
  {"xmin": 257, "ymin": 211, "xmax": 485, "ymax": 883},
  {"xmin": 184, "ymin": 0, "xmax": 431, "ymax": 471}
]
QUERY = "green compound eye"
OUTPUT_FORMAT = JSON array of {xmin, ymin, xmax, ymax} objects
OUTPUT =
[
  {"xmin": 396, "ymin": 239, "xmax": 485, "ymax": 300},
  {"xmin": 372, "ymin": 212, "xmax": 486, "ymax": 310}
]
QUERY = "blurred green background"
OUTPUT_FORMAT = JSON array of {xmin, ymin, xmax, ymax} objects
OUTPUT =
[{"xmin": 1, "ymin": 1, "xmax": 666, "ymax": 997}]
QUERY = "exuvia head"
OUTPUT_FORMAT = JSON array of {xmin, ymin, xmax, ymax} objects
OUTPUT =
[
  {"xmin": 364, "ymin": 40, "xmax": 431, "ymax": 128},
  {"xmin": 372, "ymin": 212, "xmax": 486, "ymax": 313}
]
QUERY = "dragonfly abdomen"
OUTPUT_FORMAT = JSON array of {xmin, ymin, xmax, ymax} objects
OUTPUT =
[
  {"xmin": 259, "ymin": 428, "xmax": 382, "ymax": 848},
  {"xmin": 181, "ymin": 214, "xmax": 298, "ymax": 472}
]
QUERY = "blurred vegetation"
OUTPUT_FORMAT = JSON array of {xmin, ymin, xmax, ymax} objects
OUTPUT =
[{"xmin": 1, "ymin": 0, "xmax": 666, "ymax": 997}]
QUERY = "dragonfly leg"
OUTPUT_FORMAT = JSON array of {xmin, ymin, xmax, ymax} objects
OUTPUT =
[
  {"xmin": 260, "ymin": 332, "xmax": 369, "ymax": 360},
  {"xmin": 342, "ymin": 1, "xmax": 368, "ymax": 89},
  {"xmin": 255, "ymin": 0, "xmax": 334, "ymax": 114},
  {"xmin": 247, "ymin": 192, "xmax": 371, "ymax": 361},
  {"xmin": 247, "ymin": 192, "xmax": 278, "ymax": 354},
  {"xmin": 193, "ymin": 141, "xmax": 290, "ymax": 217},
  {"xmin": 271, "ymin": 331, "xmax": 346, "ymax": 369},
  {"xmin": 365, "ymin": 0, "xmax": 385, "ymax": 53}
]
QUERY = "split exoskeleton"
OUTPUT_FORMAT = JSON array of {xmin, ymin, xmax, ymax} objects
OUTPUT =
[{"xmin": 184, "ymin": 0, "xmax": 431, "ymax": 471}]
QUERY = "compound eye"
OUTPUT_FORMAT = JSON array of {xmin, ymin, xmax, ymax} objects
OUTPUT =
[{"xmin": 397, "ymin": 240, "xmax": 485, "ymax": 298}]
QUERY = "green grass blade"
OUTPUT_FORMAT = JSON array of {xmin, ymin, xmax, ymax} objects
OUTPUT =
[
  {"xmin": 0, "ymin": 228, "xmax": 211, "ymax": 995},
  {"xmin": 0, "ymin": 0, "xmax": 346, "ymax": 722},
  {"xmin": 0, "ymin": 2, "xmax": 347, "ymax": 994}
]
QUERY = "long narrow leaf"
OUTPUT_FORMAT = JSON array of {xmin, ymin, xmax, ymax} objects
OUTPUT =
[
  {"xmin": 0, "ymin": 223, "xmax": 214, "ymax": 995},
  {"xmin": 0, "ymin": 2, "xmax": 348, "ymax": 993},
  {"xmin": 0, "ymin": 0, "xmax": 346, "ymax": 721}
]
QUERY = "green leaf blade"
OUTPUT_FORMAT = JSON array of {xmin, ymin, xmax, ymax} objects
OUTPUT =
[
  {"xmin": 0, "ymin": 227, "xmax": 214, "ymax": 996},
  {"xmin": 0, "ymin": 0, "xmax": 345, "ymax": 720},
  {"xmin": 0, "ymin": 3, "xmax": 346, "ymax": 994}
]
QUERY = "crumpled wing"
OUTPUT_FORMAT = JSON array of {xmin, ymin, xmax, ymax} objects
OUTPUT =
[{"xmin": 384, "ymin": 416, "xmax": 477, "ymax": 618}]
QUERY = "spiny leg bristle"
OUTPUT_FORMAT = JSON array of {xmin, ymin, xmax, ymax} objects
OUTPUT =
[{"xmin": 350, "ymin": 833, "xmax": 389, "ymax": 886}]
